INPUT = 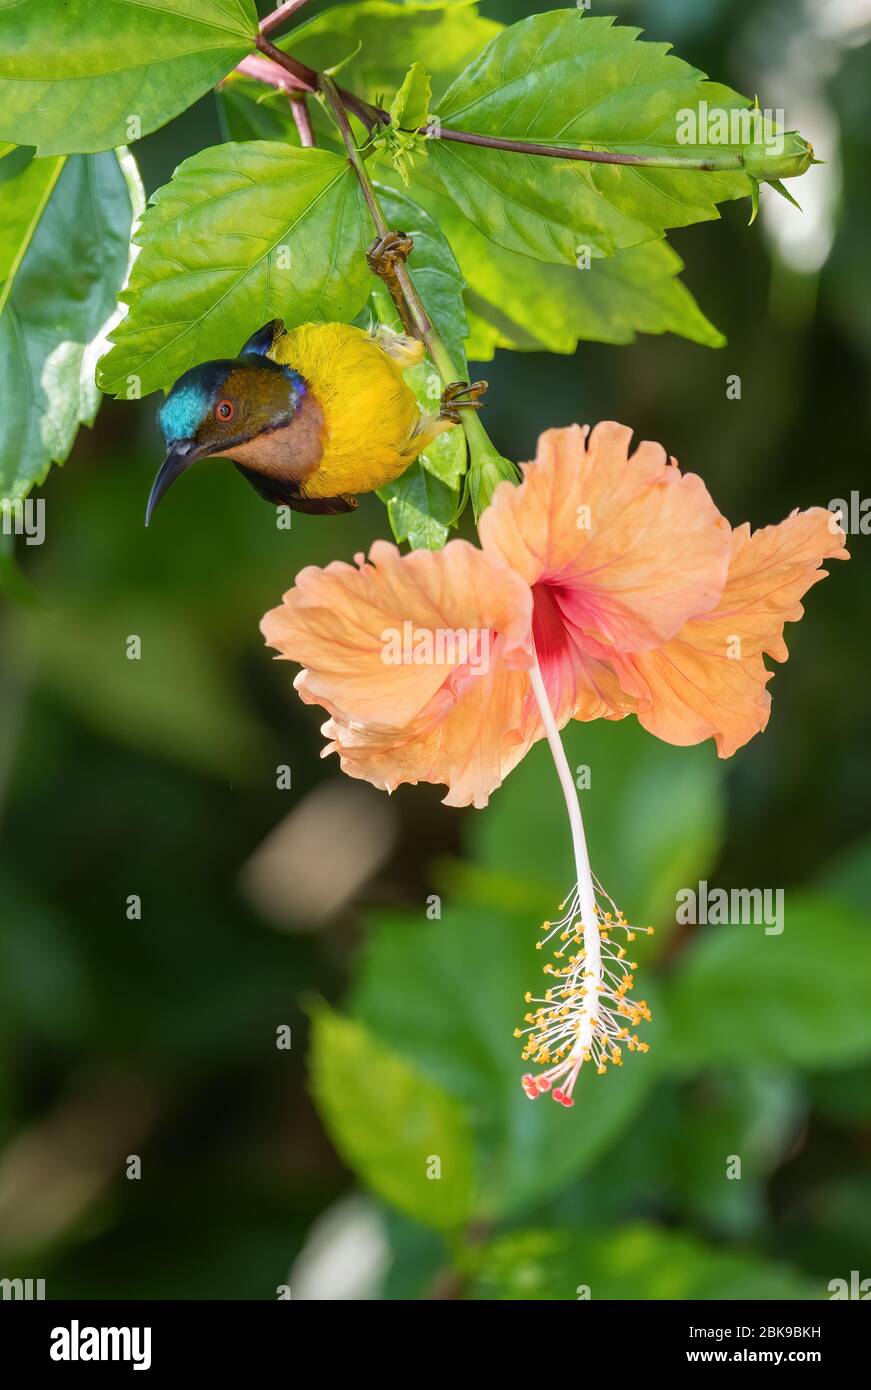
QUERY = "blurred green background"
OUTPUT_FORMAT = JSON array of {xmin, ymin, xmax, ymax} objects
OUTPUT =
[{"xmin": 1, "ymin": 0, "xmax": 870, "ymax": 1300}]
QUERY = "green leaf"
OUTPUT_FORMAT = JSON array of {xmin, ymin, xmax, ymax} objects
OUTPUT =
[
  {"xmin": 470, "ymin": 1224, "xmax": 818, "ymax": 1300},
  {"xmin": 309, "ymin": 1003, "xmax": 476, "ymax": 1231},
  {"xmin": 508, "ymin": 237, "xmax": 720, "ymax": 352},
  {"xmin": 409, "ymin": 173, "xmax": 724, "ymax": 353},
  {"xmin": 466, "ymin": 245, "xmax": 726, "ymax": 355},
  {"xmin": 390, "ymin": 62, "xmax": 432, "ymax": 131},
  {"xmin": 0, "ymin": 148, "xmax": 142, "ymax": 500},
  {"xmin": 98, "ymin": 142, "xmax": 371, "ymax": 398},
  {"xmin": 352, "ymin": 904, "xmax": 653, "ymax": 1219},
  {"xmin": 382, "ymin": 63, "xmax": 433, "ymax": 179},
  {"xmin": 661, "ymin": 894, "xmax": 871, "ymax": 1071},
  {"xmin": 286, "ymin": 1, "xmax": 500, "ymax": 109},
  {"xmin": 0, "ymin": 147, "xmax": 65, "ymax": 314},
  {"xmin": 379, "ymin": 458, "xmax": 457, "ymax": 550},
  {"xmin": 0, "ymin": 0, "xmax": 259, "ymax": 155},
  {"xmin": 470, "ymin": 717, "xmax": 725, "ymax": 933},
  {"xmin": 428, "ymin": 11, "xmax": 765, "ymax": 265}
]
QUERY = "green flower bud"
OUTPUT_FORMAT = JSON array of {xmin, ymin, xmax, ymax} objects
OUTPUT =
[
  {"xmin": 742, "ymin": 131, "xmax": 814, "ymax": 182},
  {"xmin": 470, "ymin": 451, "xmax": 520, "ymax": 519}
]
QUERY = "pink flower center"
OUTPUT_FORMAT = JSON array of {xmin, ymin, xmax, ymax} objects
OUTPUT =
[
  {"xmin": 532, "ymin": 581, "xmax": 570, "ymax": 665},
  {"xmin": 531, "ymin": 578, "xmax": 599, "ymax": 680}
]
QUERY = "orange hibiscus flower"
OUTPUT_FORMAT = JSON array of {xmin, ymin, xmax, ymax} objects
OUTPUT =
[{"xmin": 261, "ymin": 422, "xmax": 847, "ymax": 1105}]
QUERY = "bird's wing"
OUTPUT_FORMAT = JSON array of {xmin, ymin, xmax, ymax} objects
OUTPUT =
[
  {"xmin": 233, "ymin": 462, "xmax": 357, "ymax": 513},
  {"xmin": 239, "ymin": 319, "xmax": 286, "ymax": 359}
]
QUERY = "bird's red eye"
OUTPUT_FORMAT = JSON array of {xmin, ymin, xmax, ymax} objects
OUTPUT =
[{"xmin": 215, "ymin": 398, "xmax": 235, "ymax": 423}]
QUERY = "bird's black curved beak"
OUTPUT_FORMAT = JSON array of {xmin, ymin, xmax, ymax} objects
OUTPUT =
[{"xmin": 145, "ymin": 441, "xmax": 200, "ymax": 526}]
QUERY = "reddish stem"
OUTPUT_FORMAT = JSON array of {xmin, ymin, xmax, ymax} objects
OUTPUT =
[
  {"xmin": 289, "ymin": 93, "xmax": 315, "ymax": 148},
  {"xmin": 254, "ymin": 34, "xmax": 318, "ymax": 88},
  {"xmin": 259, "ymin": 1, "xmax": 312, "ymax": 39},
  {"xmin": 234, "ymin": 52, "xmax": 308, "ymax": 93},
  {"xmin": 424, "ymin": 125, "xmax": 740, "ymax": 170},
  {"xmin": 239, "ymin": 48, "xmax": 740, "ymax": 170},
  {"xmin": 254, "ymin": 34, "xmax": 385, "ymax": 131}
]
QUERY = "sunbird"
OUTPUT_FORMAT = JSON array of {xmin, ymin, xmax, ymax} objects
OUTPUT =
[{"xmin": 147, "ymin": 318, "xmax": 486, "ymax": 523}]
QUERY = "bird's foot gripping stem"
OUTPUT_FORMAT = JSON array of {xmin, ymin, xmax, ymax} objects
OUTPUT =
[
  {"xmin": 367, "ymin": 231, "xmax": 417, "ymax": 337},
  {"xmin": 439, "ymin": 379, "xmax": 489, "ymax": 424},
  {"xmin": 366, "ymin": 230, "xmax": 414, "ymax": 278}
]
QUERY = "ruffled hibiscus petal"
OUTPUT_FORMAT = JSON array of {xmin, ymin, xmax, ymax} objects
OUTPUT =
[
  {"xmin": 262, "ymin": 539, "xmax": 535, "ymax": 807},
  {"xmin": 314, "ymin": 638, "xmax": 535, "ymax": 808},
  {"xmin": 624, "ymin": 508, "xmax": 848, "ymax": 756},
  {"xmin": 480, "ymin": 422, "xmax": 732, "ymax": 654}
]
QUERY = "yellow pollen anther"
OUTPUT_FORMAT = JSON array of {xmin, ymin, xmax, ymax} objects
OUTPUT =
[{"xmin": 516, "ymin": 876, "xmax": 651, "ymax": 1102}]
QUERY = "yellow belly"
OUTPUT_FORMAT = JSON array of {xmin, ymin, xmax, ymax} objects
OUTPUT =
[{"xmin": 270, "ymin": 323, "xmax": 430, "ymax": 498}]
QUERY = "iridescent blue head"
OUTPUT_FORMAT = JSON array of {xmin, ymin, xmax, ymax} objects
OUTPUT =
[{"xmin": 147, "ymin": 319, "xmax": 306, "ymax": 524}]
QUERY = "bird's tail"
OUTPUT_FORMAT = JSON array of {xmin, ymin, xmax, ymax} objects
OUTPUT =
[{"xmin": 404, "ymin": 411, "xmax": 456, "ymax": 462}]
